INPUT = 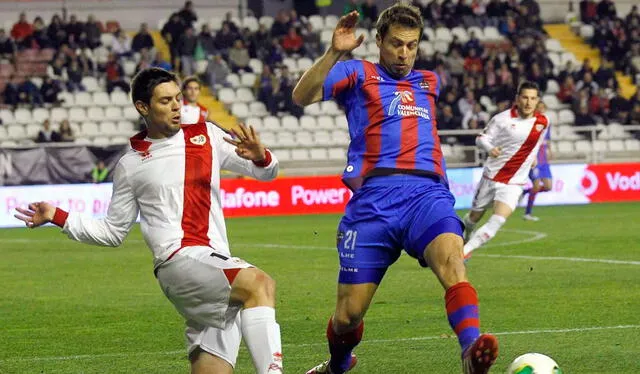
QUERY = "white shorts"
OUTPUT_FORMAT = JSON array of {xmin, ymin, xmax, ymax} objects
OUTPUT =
[
  {"xmin": 471, "ymin": 178, "xmax": 523, "ymax": 212},
  {"xmin": 155, "ymin": 246, "xmax": 253, "ymax": 366}
]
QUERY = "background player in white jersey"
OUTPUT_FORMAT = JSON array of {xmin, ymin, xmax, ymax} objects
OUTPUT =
[
  {"xmin": 181, "ymin": 76, "xmax": 214, "ymax": 125},
  {"xmin": 462, "ymin": 82, "xmax": 549, "ymax": 258},
  {"xmin": 14, "ymin": 68, "xmax": 283, "ymax": 374}
]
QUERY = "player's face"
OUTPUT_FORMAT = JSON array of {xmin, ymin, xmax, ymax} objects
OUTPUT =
[
  {"xmin": 145, "ymin": 81, "xmax": 183, "ymax": 137},
  {"xmin": 183, "ymin": 81, "xmax": 200, "ymax": 103},
  {"xmin": 377, "ymin": 24, "xmax": 420, "ymax": 78},
  {"xmin": 516, "ymin": 89, "xmax": 540, "ymax": 118},
  {"xmin": 536, "ymin": 102, "xmax": 546, "ymax": 113}
]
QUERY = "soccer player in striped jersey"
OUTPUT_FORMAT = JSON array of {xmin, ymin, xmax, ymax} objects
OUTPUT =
[
  {"xmin": 181, "ymin": 76, "xmax": 214, "ymax": 125},
  {"xmin": 293, "ymin": 5, "xmax": 498, "ymax": 374},
  {"xmin": 521, "ymin": 101, "xmax": 553, "ymax": 221},
  {"xmin": 14, "ymin": 68, "xmax": 283, "ymax": 374},
  {"xmin": 463, "ymin": 82, "xmax": 550, "ymax": 257}
]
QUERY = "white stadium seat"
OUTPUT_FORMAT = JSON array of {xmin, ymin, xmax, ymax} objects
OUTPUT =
[
  {"xmin": 435, "ymin": 27, "xmax": 453, "ymax": 43},
  {"xmin": 111, "ymin": 136, "xmax": 128, "ymax": 144},
  {"xmin": 49, "ymin": 107, "xmax": 68, "ymax": 123},
  {"xmin": 68, "ymin": 108, "xmax": 87, "ymax": 122},
  {"xmin": 262, "ymin": 116, "xmax": 281, "ymax": 131},
  {"xmin": 117, "ymin": 121, "xmax": 136, "ymax": 134},
  {"xmin": 321, "ymin": 101, "xmax": 342, "ymax": 115},
  {"xmin": 104, "ymin": 107, "xmax": 122, "ymax": 121},
  {"xmin": 235, "ymin": 88, "xmax": 254, "ymax": 103},
  {"xmin": 7, "ymin": 125, "xmax": 26, "ymax": 140},
  {"xmin": 74, "ymin": 92, "xmax": 93, "ymax": 107},
  {"xmin": 110, "ymin": 91, "xmax": 129, "ymax": 106},
  {"xmin": 308, "ymin": 15, "xmax": 323, "ymax": 30},
  {"xmin": 0, "ymin": 109, "xmax": 15, "ymax": 124},
  {"xmin": 558, "ymin": 109, "xmax": 575, "ymax": 125},
  {"xmin": 74, "ymin": 137, "xmax": 92, "ymax": 145},
  {"xmin": 625, "ymin": 139, "xmax": 640, "ymax": 151},
  {"xmin": 328, "ymin": 147, "xmax": 346, "ymax": 160},
  {"xmin": 545, "ymin": 39, "xmax": 564, "ymax": 53},
  {"xmin": 14, "ymin": 108, "xmax": 32, "ymax": 124},
  {"xmin": 278, "ymin": 131, "xmax": 296, "ymax": 147},
  {"xmin": 32, "ymin": 108, "xmax": 49, "ymax": 123},
  {"xmin": 81, "ymin": 76, "xmax": 100, "ymax": 92},
  {"xmin": 93, "ymin": 136, "xmax": 110, "ymax": 146},
  {"xmin": 295, "ymin": 131, "xmax": 314, "ymax": 146},
  {"xmin": 25, "ymin": 124, "xmax": 41, "ymax": 139},
  {"xmin": 81, "ymin": 122, "xmax": 100, "ymax": 137},
  {"xmin": 240, "ymin": 72, "xmax": 256, "ymax": 87},
  {"xmin": 557, "ymin": 140, "xmax": 574, "ymax": 154},
  {"xmin": 248, "ymin": 102, "xmax": 268, "ymax": 117},
  {"xmin": 309, "ymin": 148, "xmax": 328, "ymax": 160},
  {"xmin": 422, "ymin": 27, "xmax": 435, "ymax": 41},
  {"xmin": 299, "ymin": 115, "xmax": 317, "ymax": 130},
  {"xmin": 304, "ymin": 102, "xmax": 322, "ymax": 116},
  {"xmin": 451, "ymin": 27, "xmax": 469, "ymax": 43},
  {"xmin": 281, "ymin": 115, "xmax": 300, "ymax": 131},
  {"xmin": 231, "ymin": 102, "xmax": 249, "ymax": 118},
  {"xmin": 245, "ymin": 117, "xmax": 262, "ymax": 129},
  {"xmin": 248, "ymin": 59, "xmax": 263, "ymax": 74},
  {"xmin": 334, "ymin": 115, "xmax": 348, "ymax": 129},
  {"xmin": 275, "ymin": 149, "xmax": 291, "ymax": 161},
  {"xmin": 123, "ymin": 106, "xmax": 140, "ymax": 121},
  {"xmin": 258, "ymin": 16, "xmax": 274, "ymax": 29},
  {"xmin": 323, "ymin": 15, "xmax": 338, "ymax": 30},
  {"xmin": 242, "ymin": 16, "xmax": 259, "ymax": 32},
  {"xmin": 87, "ymin": 107, "xmax": 105, "ymax": 122},
  {"xmin": 574, "ymin": 140, "xmax": 592, "ymax": 153},
  {"xmin": 483, "ymin": 27, "xmax": 502, "ymax": 41},
  {"xmin": 291, "ymin": 148, "xmax": 310, "ymax": 161},
  {"xmin": 314, "ymin": 130, "xmax": 331, "ymax": 146},
  {"xmin": 217, "ymin": 88, "xmax": 236, "ymax": 104},
  {"xmin": 316, "ymin": 115, "xmax": 335, "ymax": 130},
  {"xmin": 99, "ymin": 121, "xmax": 118, "ymax": 135},
  {"xmin": 225, "ymin": 73, "xmax": 241, "ymax": 88},
  {"xmin": 0, "ymin": 126, "xmax": 7, "ymax": 139}
]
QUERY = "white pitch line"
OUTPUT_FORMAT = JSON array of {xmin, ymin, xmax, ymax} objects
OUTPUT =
[
  {"xmin": 480, "ymin": 253, "xmax": 640, "ymax": 266},
  {"xmin": 2, "ymin": 324, "xmax": 639, "ymax": 363}
]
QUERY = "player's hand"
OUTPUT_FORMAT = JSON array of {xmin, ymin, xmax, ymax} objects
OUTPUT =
[
  {"xmin": 14, "ymin": 202, "xmax": 56, "ymax": 228},
  {"xmin": 489, "ymin": 147, "xmax": 502, "ymax": 158},
  {"xmin": 224, "ymin": 123, "xmax": 267, "ymax": 162},
  {"xmin": 531, "ymin": 159, "xmax": 537, "ymax": 168},
  {"xmin": 331, "ymin": 11, "xmax": 365, "ymax": 54}
]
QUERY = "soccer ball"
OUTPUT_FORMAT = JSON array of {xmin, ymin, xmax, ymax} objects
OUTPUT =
[{"xmin": 506, "ymin": 353, "xmax": 563, "ymax": 374}]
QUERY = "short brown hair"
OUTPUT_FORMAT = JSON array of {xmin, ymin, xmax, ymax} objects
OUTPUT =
[
  {"xmin": 375, "ymin": 3, "xmax": 423, "ymax": 41},
  {"xmin": 181, "ymin": 76, "xmax": 201, "ymax": 90}
]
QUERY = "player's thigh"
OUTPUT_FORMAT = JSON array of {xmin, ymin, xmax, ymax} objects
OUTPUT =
[
  {"xmin": 424, "ymin": 233, "xmax": 467, "ymax": 289},
  {"xmin": 493, "ymin": 183, "xmax": 523, "ymax": 217},
  {"xmin": 187, "ymin": 315, "xmax": 242, "ymax": 373},
  {"xmin": 156, "ymin": 246, "xmax": 252, "ymax": 329},
  {"xmin": 541, "ymin": 177, "xmax": 552, "ymax": 191},
  {"xmin": 471, "ymin": 178, "xmax": 496, "ymax": 212},
  {"xmin": 228, "ymin": 267, "xmax": 275, "ymax": 308}
]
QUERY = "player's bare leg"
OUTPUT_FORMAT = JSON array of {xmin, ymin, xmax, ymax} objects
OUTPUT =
[
  {"xmin": 524, "ymin": 178, "xmax": 552, "ymax": 221},
  {"xmin": 307, "ymin": 282, "xmax": 378, "ymax": 374},
  {"xmin": 229, "ymin": 268, "xmax": 283, "ymax": 373},
  {"xmin": 424, "ymin": 233, "xmax": 498, "ymax": 373},
  {"xmin": 464, "ymin": 201, "xmax": 512, "ymax": 257},
  {"xmin": 462, "ymin": 209, "xmax": 486, "ymax": 244},
  {"xmin": 190, "ymin": 347, "xmax": 234, "ymax": 374}
]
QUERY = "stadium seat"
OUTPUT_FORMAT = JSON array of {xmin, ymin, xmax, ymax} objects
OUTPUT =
[
  {"xmin": 49, "ymin": 107, "xmax": 67, "ymax": 123},
  {"xmin": 93, "ymin": 46, "xmax": 110, "ymax": 65},
  {"xmin": 258, "ymin": 16, "xmax": 274, "ymax": 29},
  {"xmin": 608, "ymin": 123, "xmax": 631, "ymax": 139},
  {"xmin": 320, "ymin": 30, "xmax": 333, "ymax": 45},
  {"xmin": 7, "ymin": 125, "xmax": 26, "ymax": 140},
  {"xmin": 99, "ymin": 121, "xmax": 118, "ymax": 135},
  {"xmin": 557, "ymin": 109, "xmax": 575, "ymax": 125},
  {"xmin": 259, "ymin": 131, "xmax": 275, "ymax": 145},
  {"xmin": 117, "ymin": 121, "xmax": 135, "ymax": 134},
  {"xmin": 441, "ymin": 144, "xmax": 453, "ymax": 158},
  {"xmin": 195, "ymin": 60, "xmax": 208, "ymax": 75},
  {"xmin": 210, "ymin": 17, "xmax": 224, "ymax": 30},
  {"xmin": 309, "ymin": 148, "xmax": 328, "ymax": 160},
  {"xmin": 545, "ymin": 79, "xmax": 560, "ymax": 95},
  {"xmin": 625, "ymin": 139, "xmax": 640, "ymax": 151},
  {"xmin": 467, "ymin": 27, "xmax": 484, "ymax": 41},
  {"xmin": 231, "ymin": 102, "xmax": 249, "ymax": 118},
  {"xmin": 240, "ymin": 72, "xmax": 256, "ymax": 87},
  {"xmin": 14, "ymin": 108, "xmax": 32, "ymax": 124},
  {"xmin": 331, "ymin": 130, "xmax": 349, "ymax": 146},
  {"xmin": 451, "ymin": 27, "xmax": 469, "ymax": 43},
  {"xmin": 544, "ymin": 39, "xmax": 564, "ymax": 53},
  {"xmin": 314, "ymin": 130, "xmax": 331, "ymax": 146},
  {"xmin": 245, "ymin": 117, "xmax": 262, "ymax": 129},
  {"xmin": 123, "ymin": 60, "xmax": 136, "ymax": 77},
  {"xmin": 32, "ymin": 108, "xmax": 49, "ymax": 123},
  {"xmin": 291, "ymin": 148, "xmax": 310, "ymax": 161},
  {"xmin": 334, "ymin": 115, "xmax": 348, "ymax": 129},
  {"xmin": 316, "ymin": 115, "xmax": 335, "ymax": 130},
  {"xmin": 68, "ymin": 108, "xmax": 87, "ymax": 123},
  {"xmin": 0, "ymin": 109, "xmax": 14, "ymax": 124},
  {"xmin": 100, "ymin": 33, "xmax": 113, "ymax": 47},
  {"xmin": 81, "ymin": 76, "xmax": 100, "ymax": 92},
  {"xmin": 282, "ymin": 115, "xmax": 300, "ymax": 131},
  {"xmin": 297, "ymin": 57, "xmax": 313, "ymax": 73},
  {"xmin": 74, "ymin": 137, "xmax": 92, "ymax": 145},
  {"xmin": 295, "ymin": 131, "xmax": 314, "ymax": 146},
  {"xmin": 262, "ymin": 116, "xmax": 281, "ymax": 131},
  {"xmin": 434, "ymin": 41, "xmax": 449, "ymax": 54},
  {"xmin": 482, "ymin": 27, "xmax": 502, "ymax": 41},
  {"xmin": 304, "ymin": 102, "xmax": 322, "ymax": 116},
  {"xmin": 111, "ymin": 136, "xmax": 128, "ymax": 144},
  {"xmin": 547, "ymin": 53, "xmax": 561, "ymax": 70},
  {"xmin": 275, "ymin": 148, "xmax": 292, "ymax": 162},
  {"xmin": 321, "ymin": 101, "xmax": 342, "ymax": 116},
  {"xmin": 324, "ymin": 15, "xmax": 338, "ymax": 30},
  {"xmin": 328, "ymin": 147, "xmax": 346, "ymax": 160},
  {"xmin": 560, "ymin": 52, "xmax": 578, "ymax": 66},
  {"xmin": 0, "ymin": 140, "xmax": 18, "ymax": 147},
  {"xmin": 93, "ymin": 91, "xmax": 111, "ymax": 107},
  {"xmin": 278, "ymin": 131, "xmax": 296, "ymax": 147},
  {"xmin": 31, "ymin": 77, "xmax": 43, "ymax": 88},
  {"xmin": 93, "ymin": 136, "xmax": 110, "ymax": 146},
  {"xmin": 74, "ymin": 92, "xmax": 93, "ymax": 107},
  {"xmin": 557, "ymin": 140, "xmax": 574, "ymax": 153},
  {"xmin": 299, "ymin": 115, "xmax": 317, "ymax": 130},
  {"xmin": 235, "ymin": 88, "xmax": 254, "ymax": 103},
  {"xmin": 123, "ymin": 106, "xmax": 140, "ymax": 121},
  {"xmin": 593, "ymin": 140, "xmax": 607, "ymax": 152},
  {"xmin": 104, "ymin": 107, "xmax": 122, "ymax": 121},
  {"xmin": 242, "ymin": 16, "xmax": 259, "ymax": 32},
  {"xmin": 225, "ymin": 73, "xmax": 241, "ymax": 87},
  {"xmin": 574, "ymin": 140, "xmax": 592, "ymax": 153},
  {"xmin": 80, "ymin": 122, "xmax": 99, "ymax": 137},
  {"xmin": 580, "ymin": 24, "xmax": 594, "ymax": 39},
  {"xmin": 419, "ymin": 41, "xmax": 434, "ymax": 57},
  {"xmin": 217, "ymin": 88, "xmax": 236, "ymax": 104},
  {"xmin": 558, "ymin": 125, "xmax": 581, "ymax": 140},
  {"xmin": 422, "ymin": 27, "xmax": 436, "ymax": 41},
  {"xmin": 352, "ymin": 44, "xmax": 368, "ymax": 59},
  {"xmin": 248, "ymin": 58, "xmax": 263, "ymax": 73},
  {"xmin": 308, "ymin": 15, "xmax": 324, "ymax": 30},
  {"xmin": 248, "ymin": 102, "xmax": 268, "ymax": 117},
  {"xmin": 282, "ymin": 57, "xmax": 297, "ymax": 72},
  {"xmin": 110, "ymin": 91, "xmax": 129, "ymax": 106},
  {"xmin": 87, "ymin": 107, "xmax": 105, "ymax": 122},
  {"xmin": 25, "ymin": 124, "xmax": 40, "ymax": 139},
  {"xmin": 435, "ymin": 27, "xmax": 453, "ymax": 43},
  {"xmin": 0, "ymin": 126, "xmax": 7, "ymax": 139},
  {"xmin": 543, "ymin": 94, "xmax": 563, "ymax": 110}
]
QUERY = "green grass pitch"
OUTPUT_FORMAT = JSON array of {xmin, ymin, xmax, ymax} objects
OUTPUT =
[{"xmin": 1, "ymin": 202, "xmax": 639, "ymax": 373}]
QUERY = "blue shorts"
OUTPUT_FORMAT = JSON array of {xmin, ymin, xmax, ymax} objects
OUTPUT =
[
  {"xmin": 336, "ymin": 174, "xmax": 464, "ymax": 285},
  {"xmin": 529, "ymin": 164, "xmax": 552, "ymax": 181}
]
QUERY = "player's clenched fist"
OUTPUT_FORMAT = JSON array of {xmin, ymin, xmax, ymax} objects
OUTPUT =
[
  {"xmin": 489, "ymin": 147, "xmax": 502, "ymax": 158},
  {"xmin": 331, "ymin": 11, "xmax": 365, "ymax": 53}
]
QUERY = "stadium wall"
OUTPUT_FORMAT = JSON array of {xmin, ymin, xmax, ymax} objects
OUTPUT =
[{"xmin": 1, "ymin": 162, "xmax": 638, "ymax": 228}]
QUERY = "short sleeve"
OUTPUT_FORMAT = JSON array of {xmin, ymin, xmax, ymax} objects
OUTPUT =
[{"xmin": 322, "ymin": 60, "xmax": 361, "ymax": 106}]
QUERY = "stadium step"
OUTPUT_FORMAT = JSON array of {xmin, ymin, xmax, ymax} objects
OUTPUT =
[
  {"xmin": 148, "ymin": 30, "xmax": 237, "ymax": 129},
  {"xmin": 544, "ymin": 24, "xmax": 636, "ymax": 99}
]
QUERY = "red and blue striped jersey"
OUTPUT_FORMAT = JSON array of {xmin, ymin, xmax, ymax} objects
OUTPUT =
[
  {"xmin": 536, "ymin": 126, "xmax": 551, "ymax": 165},
  {"xmin": 323, "ymin": 59, "xmax": 446, "ymax": 191}
]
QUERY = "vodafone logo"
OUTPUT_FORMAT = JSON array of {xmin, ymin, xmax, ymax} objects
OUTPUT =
[
  {"xmin": 580, "ymin": 169, "xmax": 599, "ymax": 196},
  {"xmin": 606, "ymin": 171, "xmax": 640, "ymax": 191}
]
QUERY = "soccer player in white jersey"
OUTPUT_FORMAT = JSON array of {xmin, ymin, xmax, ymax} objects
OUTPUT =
[
  {"xmin": 14, "ymin": 68, "xmax": 283, "ymax": 374},
  {"xmin": 181, "ymin": 76, "xmax": 214, "ymax": 125},
  {"xmin": 462, "ymin": 81, "xmax": 549, "ymax": 258}
]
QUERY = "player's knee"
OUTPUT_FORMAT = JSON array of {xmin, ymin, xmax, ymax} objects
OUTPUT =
[
  {"xmin": 232, "ymin": 268, "xmax": 276, "ymax": 304},
  {"xmin": 333, "ymin": 309, "xmax": 363, "ymax": 331}
]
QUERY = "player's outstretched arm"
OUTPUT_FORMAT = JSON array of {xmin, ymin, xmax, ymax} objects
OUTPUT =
[
  {"xmin": 219, "ymin": 122, "xmax": 278, "ymax": 181},
  {"xmin": 292, "ymin": 11, "xmax": 364, "ymax": 107}
]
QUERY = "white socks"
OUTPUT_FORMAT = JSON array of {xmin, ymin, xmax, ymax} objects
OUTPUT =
[
  {"xmin": 463, "ymin": 214, "xmax": 506, "ymax": 256},
  {"xmin": 241, "ymin": 306, "xmax": 283, "ymax": 373}
]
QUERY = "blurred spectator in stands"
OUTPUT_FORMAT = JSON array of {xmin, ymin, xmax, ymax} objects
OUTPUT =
[
  {"xmin": 254, "ymin": 64, "xmax": 279, "ymax": 115},
  {"xmin": 65, "ymin": 15, "xmax": 85, "ymax": 48},
  {"xmin": 557, "ymin": 75, "xmax": 576, "ymax": 104},
  {"xmin": 205, "ymin": 54, "xmax": 230, "ymax": 89},
  {"xmin": 53, "ymin": 120, "xmax": 74, "ymax": 142},
  {"xmin": 3, "ymin": 75, "xmax": 19, "ymax": 106},
  {"xmin": 301, "ymin": 23, "xmax": 322, "ymax": 59},
  {"xmin": 572, "ymin": 88, "xmax": 590, "ymax": 114},
  {"xmin": 609, "ymin": 87, "xmax": 630, "ymax": 123},
  {"xmin": 151, "ymin": 51, "xmax": 172, "ymax": 71},
  {"xmin": 576, "ymin": 71, "xmax": 598, "ymax": 95},
  {"xmin": 589, "ymin": 88, "xmax": 610, "ymax": 121},
  {"xmin": 198, "ymin": 24, "xmax": 217, "ymax": 57},
  {"xmin": 361, "ymin": 0, "xmax": 378, "ymax": 29},
  {"xmin": 11, "ymin": 12, "xmax": 33, "ymax": 49},
  {"xmin": 271, "ymin": 10, "xmax": 290, "ymax": 39},
  {"xmin": 40, "ymin": 76, "xmax": 61, "ymax": 104},
  {"xmin": 15, "ymin": 77, "xmax": 42, "ymax": 107},
  {"xmin": 132, "ymin": 23, "xmax": 154, "ymax": 54},
  {"xmin": 112, "ymin": 29, "xmax": 132, "ymax": 59},
  {"xmin": 36, "ymin": 120, "xmax": 57, "ymax": 143},
  {"xmin": 282, "ymin": 27, "xmax": 303, "ymax": 55},
  {"xmin": 463, "ymin": 31, "xmax": 483, "ymax": 57},
  {"xmin": 277, "ymin": 65, "xmax": 302, "ymax": 117},
  {"xmin": 228, "ymin": 39, "xmax": 252, "ymax": 73},
  {"xmin": 343, "ymin": 0, "xmax": 363, "ymax": 19},
  {"xmin": 31, "ymin": 17, "xmax": 50, "ymax": 49},
  {"xmin": 221, "ymin": 12, "xmax": 239, "ymax": 34},
  {"xmin": 574, "ymin": 105, "xmax": 597, "ymax": 126},
  {"xmin": 438, "ymin": 105, "xmax": 461, "ymax": 131},
  {"xmin": 252, "ymin": 24, "xmax": 271, "ymax": 60},
  {"xmin": 594, "ymin": 58, "xmax": 616, "ymax": 88},
  {"xmin": 448, "ymin": 35, "xmax": 464, "ymax": 55},
  {"xmin": 178, "ymin": 26, "xmax": 197, "ymax": 76},
  {"xmin": 445, "ymin": 49, "xmax": 464, "ymax": 80},
  {"xmin": 0, "ymin": 29, "xmax": 17, "ymax": 61},
  {"xmin": 48, "ymin": 54, "xmax": 67, "ymax": 83},
  {"xmin": 288, "ymin": 9, "xmax": 305, "ymax": 31},
  {"xmin": 495, "ymin": 75, "xmax": 516, "ymax": 106},
  {"xmin": 78, "ymin": 49, "xmax": 95, "ymax": 76},
  {"xmin": 162, "ymin": 13, "xmax": 186, "ymax": 67},
  {"xmin": 84, "ymin": 15, "xmax": 102, "ymax": 49},
  {"xmin": 457, "ymin": 89, "xmax": 476, "ymax": 117},
  {"xmin": 630, "ymin": 89, "xmax": 640, "ymax": 109},
  {"xmin": 456, "ymin": 0, "xmax": 475, "ymax": 27},
  {"xmin": 629, "ymin": 103, "xmax": 640, "ymax": 126},
  {"xmin": 596, "ymin": 0, "xmax": 616, "ymax": 20},
  {"xmin": 498, "ymin": 64, "xmax": 513, "ymax": 86},
  {"xmin": 463, "ymin": 48, "xmax": 483, "ymax": 72},
  {"xmin": 104, "ymin": 53, "xmax": 129, "ymax": 93},
  {"xmin": 462, "ymin": 103, "xmax": 490, "ymax": 129},
  {"xmin": 486, "ymin": 0, "xmax": 506, "ymax": 18},
  {"xmin": 499, "ymin": 14, "xmax": 517, "ymax": 39},
  {"xmin": 440, "ymin": 90, "xmax": 461, "ymax": 117},
  {"xmin": 135, "ymin": 50, "xmax": 152, "ymax": 75},
  {"xmin": 47, "ymin": 14, "xmax": 67, "ymax": 49},
  {"xmin": 528, "ymin": 63, "xmax": 547, "ymax": 93},
  {"xmin": 92, "ymin": 160, "xmax": 109, "ymax": 183},
  {"xmin": 177, "ymin": 1, "xmax": 198, "ymax": 26},
  {"xmin": 213, "ymin": 24, "xmax": 237, "ymax": 57},
  {"xmin": 580, "ymin": 0, "xmax": 597, "ymax": 23},
  {"xmin": 65, "ymin": 59, "xmax": 86, "ymax": 92},
  {"xmin": 435, "ymin": 64, "xmax": 452, "ymax": 88}
]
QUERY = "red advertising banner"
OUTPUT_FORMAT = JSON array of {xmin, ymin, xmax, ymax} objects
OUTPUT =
[
  {"xmin": 581, "ymin": 163, "xmax": 640, "ymax": 203},
  {"xmin": 220, "ymin": 175, "xmax": 352, "ymax": 217}
]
